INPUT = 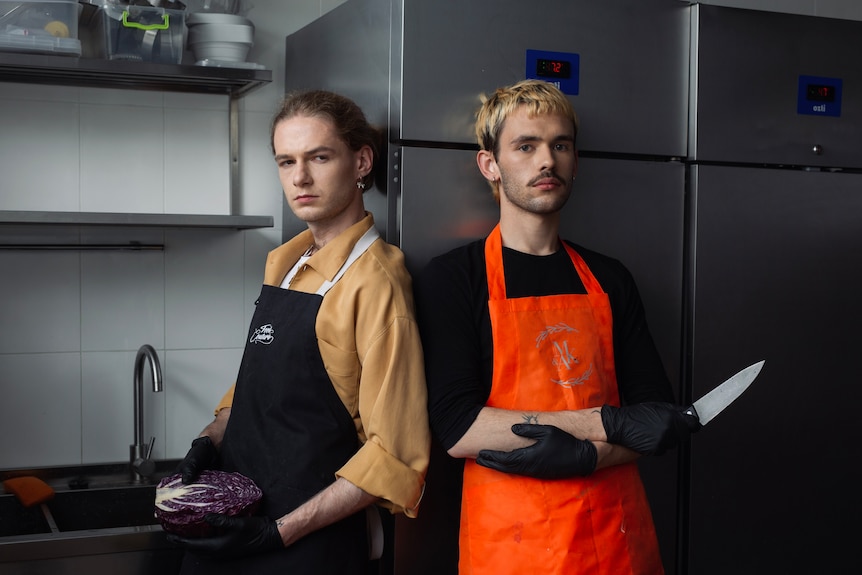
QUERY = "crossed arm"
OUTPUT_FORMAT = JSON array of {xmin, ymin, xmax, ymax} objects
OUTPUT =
[
  {"xmin": 447, "ymin": 400, "xmax": 702, "ymax": 483},
  {"xmin": 448, "ymin": 406, "xmax": 639, "ymax": 471}
]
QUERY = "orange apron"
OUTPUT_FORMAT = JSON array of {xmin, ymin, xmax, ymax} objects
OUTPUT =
[{"xmin": 458, "ymin": 225, "xmax": 663, "ymax": 575}]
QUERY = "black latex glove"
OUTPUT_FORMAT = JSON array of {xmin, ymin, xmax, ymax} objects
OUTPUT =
[
  {"xmin": 175, "ymin": 436, "xmax": 218, "ymax": 484},
  {"xmin": 476, "ymin": 424, "xmax": 597, "ymax": 479},
  {"xmin": 166, "ymin": 514, "xmax": 284, "ymax": 559},
  {"xmin": 601, "ymin": 402, "xmax": 701, "ymax": 456}
]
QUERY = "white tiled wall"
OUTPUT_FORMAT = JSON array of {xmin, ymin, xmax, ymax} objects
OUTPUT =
[
  {"xmin": 2, "ymin": 0, "xmax": 861, "ymax": 470},
  {"xmin": 0, "ymin": 0, "xmax": 345, "ymax": 470}
]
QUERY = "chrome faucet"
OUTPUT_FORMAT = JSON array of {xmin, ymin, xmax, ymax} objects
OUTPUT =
[{"xmin": 130, "ymin": 344, "xmax": 163, "ymax": 482}]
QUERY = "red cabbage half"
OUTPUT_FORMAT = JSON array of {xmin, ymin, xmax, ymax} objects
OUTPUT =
[{"xmin": 154, "ymin": 470, "xmax": 263, "ymax": 537}]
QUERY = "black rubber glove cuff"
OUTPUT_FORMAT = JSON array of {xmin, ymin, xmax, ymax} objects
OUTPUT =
[{"xmin": 167, "ymin": 514, "xmax": 284, "ymax": 560}]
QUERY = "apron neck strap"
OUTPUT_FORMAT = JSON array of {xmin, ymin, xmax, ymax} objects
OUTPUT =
[
  {"xmin": 316, "ymin": 226, "xmax": 380, "ymax": 296},
  {"xmin": 484, "ymin": 224, "xmax": 605, "ymax": 298}
]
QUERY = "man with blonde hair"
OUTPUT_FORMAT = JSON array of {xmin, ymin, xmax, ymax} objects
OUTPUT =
[{"xmin": 415, "ymin": 79, "xmax": 698, "ymax": 574}]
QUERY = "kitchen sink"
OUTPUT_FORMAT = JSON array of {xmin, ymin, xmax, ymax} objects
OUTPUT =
[
  {"xmin": 0, "ymin": 461, "xmax": 183, "ymax": 574},
  {"xmin": 48, "ymin": 483, "xmax": 159, "ymax": 532},
  {"xmin": 0, "ymin": 494, "xmax": 51, "ymax": 537}
]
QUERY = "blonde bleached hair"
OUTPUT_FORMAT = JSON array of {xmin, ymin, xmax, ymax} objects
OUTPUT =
[{"xmin": 475, "ymin": 80, "xmax": 579, "ymax": 200}]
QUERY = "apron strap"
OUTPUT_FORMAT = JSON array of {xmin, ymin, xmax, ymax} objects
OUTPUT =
[
  {"xmin": 485, "ymin": 224, "xmax": 606, "ymax": 298},
  {"xmin": 316, "ymin": 226, "xmax": 380, "ymax": 296},
  {"xmin": 366, "ymin": 506, "xmax": 384, "ymax": 560}
]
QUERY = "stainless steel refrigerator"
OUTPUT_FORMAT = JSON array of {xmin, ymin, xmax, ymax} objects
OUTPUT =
[
  {"xmin": 283, "ymin": 0, "xmax": 690, "ymax": 573},
  {"xmin": 684, "ymin": 5, "xmax": 862, "ymax": 574},
  {"xmin": 281, "ymin": 2, "xmax": 862, "ymax": 573}
]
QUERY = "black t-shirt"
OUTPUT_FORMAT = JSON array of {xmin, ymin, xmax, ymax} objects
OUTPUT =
[{"xmin": 414, "ymin": 238, "xmax": 674, "ymax": 451}]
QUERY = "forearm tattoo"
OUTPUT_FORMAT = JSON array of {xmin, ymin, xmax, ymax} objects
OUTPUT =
[{"xmin": 522, "ymin": 413, "xmax": 539, "ymax": 425}]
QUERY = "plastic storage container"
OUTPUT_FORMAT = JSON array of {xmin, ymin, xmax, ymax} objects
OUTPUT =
[
  {"xmin": 94, "ymin": 2, "xmax": 185, "ymax": 63},
  {"xmin": 0, "ymin": 0, "xmax": 81, "ymax": 56}
]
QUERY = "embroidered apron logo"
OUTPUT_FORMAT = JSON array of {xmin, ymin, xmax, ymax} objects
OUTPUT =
[
  {"xmin": 250, "ymin": 324, "xmax": 275, "ymax": 345},
  {"xmin": 536, "ymin": 322, "xmax": 594, "ymax": 387}
]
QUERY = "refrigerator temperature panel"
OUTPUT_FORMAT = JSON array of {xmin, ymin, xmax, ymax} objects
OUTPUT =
[{"xmin": 690, "ymin": 4, "xmax": 862, "ymax": 168}]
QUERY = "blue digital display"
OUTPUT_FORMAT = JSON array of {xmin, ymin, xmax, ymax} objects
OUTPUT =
[
  {"xmin": 526, "ymin": 49, "xmax": 580, "ymax": 95},
  {"xmin": 797, "ymin": 75, "xmax": 842, "ymax": 117}
]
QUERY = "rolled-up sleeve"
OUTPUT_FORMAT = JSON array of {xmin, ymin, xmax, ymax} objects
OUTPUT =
[
  {"xmin": 214, "ymin": 385, "xmax": 235, "ymax": 416},
  {"xmin": 336, "ymin": 314, "xmax": 430, "ymax": 517}
]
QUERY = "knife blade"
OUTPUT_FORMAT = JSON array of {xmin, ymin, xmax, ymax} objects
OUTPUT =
[{"xmin": 684, "ymin": 360, "xmax": 765, "ymax": 425}]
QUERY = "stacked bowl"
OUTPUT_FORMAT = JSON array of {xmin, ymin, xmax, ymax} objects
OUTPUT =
[{"xmin": 186, "ymin": 12, "xmax": 254, "ymax": 64}]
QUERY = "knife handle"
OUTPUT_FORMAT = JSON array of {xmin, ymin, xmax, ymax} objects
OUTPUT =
[{"xmin": 683, "ymin": 405, "xmax": 699, "ymax": 421}]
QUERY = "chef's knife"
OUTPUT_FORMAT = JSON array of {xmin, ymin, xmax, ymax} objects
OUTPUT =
[{"xmin": 684, "ymin": 360, "xmax": 765, "ymax": 425}]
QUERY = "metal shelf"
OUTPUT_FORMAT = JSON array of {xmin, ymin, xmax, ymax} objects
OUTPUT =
[
  {"xmin": 0, "ymin": 211, "xmax": 273, "ymax": 229},
  {"xmin": 0, "ymin": 56, "xmax": 273, "ymax": 233},
  {"xmin": 0, "ymin": 53, "xmax": 271, "ymax": 97}
]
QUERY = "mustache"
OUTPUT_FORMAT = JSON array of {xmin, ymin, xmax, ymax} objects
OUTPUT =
[{"xmin": 527, "ymin": 171, "xmax": 565, "ymax": 186}]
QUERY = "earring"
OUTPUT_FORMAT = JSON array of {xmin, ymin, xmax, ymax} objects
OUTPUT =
[{"xmin": 356, "ymin": 179, "xmax": 366, "ymax": 190}]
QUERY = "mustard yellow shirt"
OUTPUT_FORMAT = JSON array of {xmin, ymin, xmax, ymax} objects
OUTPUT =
[{"xmin": 216, "ymin": 214, "xmax": 430, "ymax": 517}]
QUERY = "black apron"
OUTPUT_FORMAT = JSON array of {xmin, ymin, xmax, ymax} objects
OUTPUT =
[{"xmin": 181, "ymin": 229, "xmax": 378, "ymax": 575}]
